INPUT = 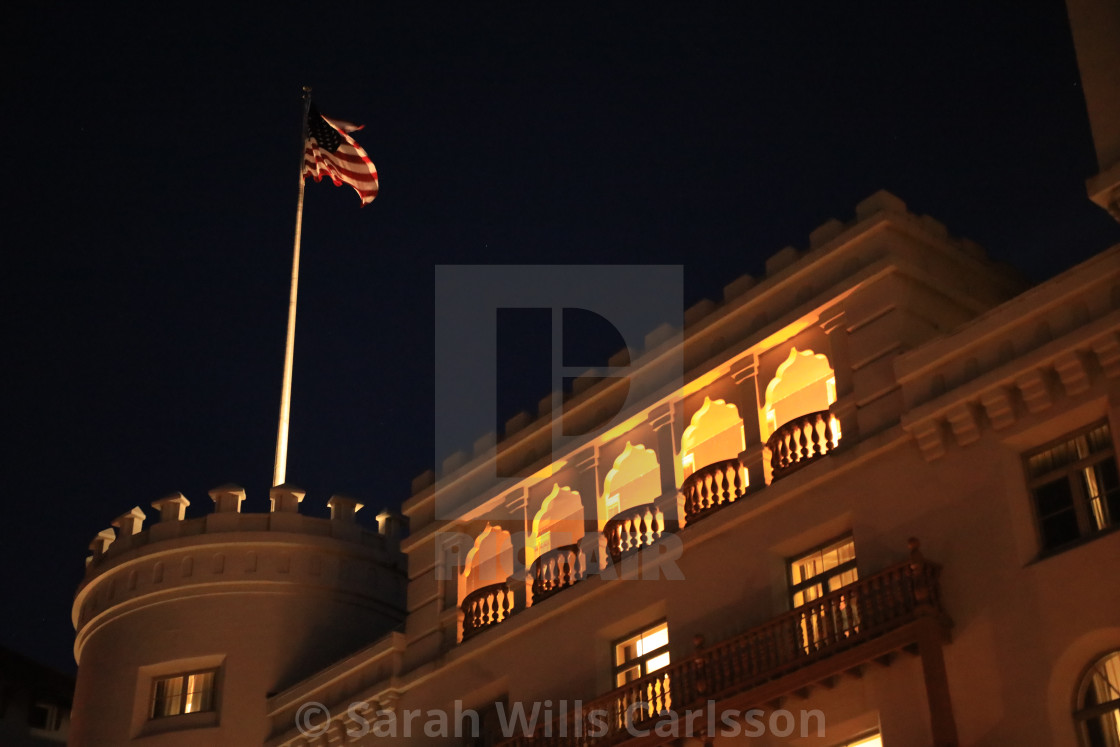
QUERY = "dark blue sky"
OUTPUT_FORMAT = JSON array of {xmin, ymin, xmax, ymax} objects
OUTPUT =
[{"xmin": 4, "ymin": 2, "xmax": 1119, "ymax": 674}]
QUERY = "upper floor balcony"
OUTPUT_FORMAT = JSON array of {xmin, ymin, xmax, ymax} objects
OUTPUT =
[{"xmin": 455, "ymin": 349, "xmax": 852, "ymax": 641}]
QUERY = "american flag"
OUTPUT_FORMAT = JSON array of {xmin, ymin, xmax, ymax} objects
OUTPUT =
[{"xmin": 303, "ymin": 104, "xmax": 379, "ymax": 206}]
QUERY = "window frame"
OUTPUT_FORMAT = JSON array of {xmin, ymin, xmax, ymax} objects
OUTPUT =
[
  {"xmin": 1074, "ymin": 650, "xmax": 1120, "ymax": 747},
  {"xmin": 611, "ymin": 620, "xmax": 670, "ymax": 688},
  {"xmin": 1022, "ymin": 419, "xmax": 1120, "ymax": 556},
  {"xmin": 148, "ymin": 668, "xmax": 218, "ymax": 720},
  {"xmin": 787, "ymin": 534, "xmax": 859, "ymax": 610}
]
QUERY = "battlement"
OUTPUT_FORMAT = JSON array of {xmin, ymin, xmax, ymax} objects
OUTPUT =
[
  {"xmin": 84, "ymin": 483, "xmax": 405, "ymax": 571},
  {"xmin": 74, "ymin": 483, "xmax": 409, "ymax": 662},
  {"xmin": 408, "ymin": 190, "xmax": 1027, "ymax": 504}
]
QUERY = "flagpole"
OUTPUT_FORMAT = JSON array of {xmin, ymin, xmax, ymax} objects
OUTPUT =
[{"xmin": 274, "ymin": 85, "xmax": 313, "ymax": 487}]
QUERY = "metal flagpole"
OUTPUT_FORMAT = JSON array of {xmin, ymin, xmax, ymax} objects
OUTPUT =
[{"xmin": 274, "ymin": 85, "xmax": 313, "ymax": 486}]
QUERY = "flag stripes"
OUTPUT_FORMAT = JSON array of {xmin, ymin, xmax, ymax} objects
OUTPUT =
[{"xmin": 303, "ymin": 104, "xmax": 379, "ymax": 206}]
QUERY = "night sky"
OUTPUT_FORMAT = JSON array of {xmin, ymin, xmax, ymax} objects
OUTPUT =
[{"xmin": 5, "ymin": 2, "xmax": 1119, "ymax": 675}]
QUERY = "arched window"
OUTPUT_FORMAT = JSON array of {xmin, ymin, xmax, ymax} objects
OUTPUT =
[
  {"xmin": 763, "ymin": 348, "xmax": 837, "ymax": 439},
  {"xmin": 461, "ymin": 524, "xmax": 514, "ymax": 600},
  {"xmin": 601, "ymin": 443, "xmax": 660, "ymax": 525},
  {"xmin": 530, "ymin": 485, "xmax": 585, "ymax": 566},
  {"xmin": 680, "ymin": 397, "xmax": 745, "ymax": 480},
  {"xmin": 1076, "ymin": 650, "xmax": 1120, "ymax": 746}
]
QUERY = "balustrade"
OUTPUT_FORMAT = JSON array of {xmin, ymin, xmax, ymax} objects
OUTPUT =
[
  {"xmin": 680, "ymin": 458, "xmax": 748, "ymax": 524},
  {"xmin": 766, "ymin": 410, "xmax": 840, "ymax": 480},
  {"xmin": 603, "ymin": 503, "xmax": 666, "ymax": 564},
  {"xmin": 461, "ymin": 581, "xmax": 516, "ymax": 641},
  {"xmin": 530, "ymin": 544, "xmax": 586, "ymax": 604}
]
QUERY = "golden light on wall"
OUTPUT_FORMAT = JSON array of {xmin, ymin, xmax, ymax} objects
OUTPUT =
[
  {"xmin": 528, "ymin": 484, "xmax": 585, "ymax": 568},
  {"xmin": 601, "ymin": 442, "xmax": 660, "ymax": 528},
  {"xmin": 679, "ymin": 397, "xmax": 746, "ymax": 482},
  {"xmin": 762, "ymin": 348, "xmax": 838, "ymax": 439},
  {"xmin": 460, "ymin": 524, "xmax": 514, "ymax": 600}
]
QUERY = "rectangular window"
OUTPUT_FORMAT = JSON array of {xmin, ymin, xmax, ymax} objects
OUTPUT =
[
  {"xmin": 150, "ymin": 670, "xmax": 217, "ymax": 719},
  {"xmin": 612, "ymin": 622, "xmax": 671, "ymax": 726},
  {"xmin": 28, "ymin": 702, "xmax": 63, "ymax": 731},
  {"xmin": 613, "ymin": 621, "xmax": 670, "ymax": 686},
  {"xmin": 789, "ymin": 536, "xmax": 858, "ymax": 608},
  {"xmin": 1024, "ymin": 420, "xmax": 1120, "ymax": 553},
  {"xmin": 789, "ymin": 536, "xmax": 859, "ymax": 651}
]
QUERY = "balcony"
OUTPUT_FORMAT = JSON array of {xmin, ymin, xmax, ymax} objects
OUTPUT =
[
  {"xmin": 530, "ymin": 544, "xmax": 587, "ymax": 604},
  {"xmin": 766, "ymin": 409, "xmax": 840, "ymax": 481},
  {"xmin": 499, "ymin": 541, "xmax": 947, "ymax": 745},
  {"xmin": 461, "ymin": 581, "xmax": 517, "ymax": 641},
  {"xmin": 603, "ymin": 503, "xmax": 668, "ymax": 564},
  {"xmin": 680, "ymin": 458, "xmax": 748, "ymax": 524}
]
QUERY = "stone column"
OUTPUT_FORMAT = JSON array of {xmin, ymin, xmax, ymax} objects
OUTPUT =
[
  {"xmin": 729, "ymin": 357, "xmax": 766, "ymax": 490},
  {"xmin": 572, "ymin": 447, "xmax": 609, "ymax": 572},
  {"xmin": 821, "ymin": 306, "xmax": 859, "ymax": 446},
  {"xmin": 503, "ymin": 487, "xmax": 530, "ymax": 612},
  {"xmin": 649, "ymin": 403, "xmax": 681, "ymax": 528}
]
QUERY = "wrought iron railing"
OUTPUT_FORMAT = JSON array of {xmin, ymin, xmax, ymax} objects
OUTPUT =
[
  {"xmin": 680, "ymin": 458, "xmax": 748, "ymax": 524},
  {"xmin": 499, "ymin": 542, "xmax": 942, "ymax": 745}
]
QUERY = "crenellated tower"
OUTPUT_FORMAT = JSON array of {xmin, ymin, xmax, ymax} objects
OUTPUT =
[{"xmin": 69, "ymin": 483, "xmax": 406, "ymax": 746}]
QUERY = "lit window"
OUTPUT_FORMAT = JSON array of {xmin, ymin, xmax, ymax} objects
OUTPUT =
[
  {"xmin": 790, "ymin": 536, "xmax": 859, "ymax": 651},
  {"xmin": 839, "ymin": 733, "xmax": 882, "ymax": 747},
  {"xmin": 789, "ymin": 536, "xmax": 858, "ymax": 608},
  {"xmin": 1024, "ymin": 421, "xmax": 1120, "ymax": 553},
  {"xmin": 613, "ymin": 621, "xmax": 670, "ymax": 687},
  {"xmin": 1075, "ymin": 651, "xmax": 1120, "ymax": 747},
  {"xmin": 150, "ymin": 670, "xmax": 217, "ymax": 719},
  {"xmin": 28, "ymin": 701, "xmax": 64, "ymax": 731}
]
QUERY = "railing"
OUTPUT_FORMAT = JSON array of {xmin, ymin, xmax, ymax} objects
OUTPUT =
[
  {"xmin": 530, "ymin": 544, "xmax": 587, "ymax": 604},
  {"xmin": 499, "ymin": 543, "xmax": 942, "ymax": 745},
  {"xmin": 461, "ymin": 581, "xmax": 517, "ymax": 641},
  {"xmin": 680, "ymin": 458, "xmax": 748, "ymax": 524},
  {"xmin": 603, "ymin": 503, "xmax": 667, "ymax": 564},
  {"xmin": 766, "ymin": 410, "xmax": 840, "ymax": 481}
]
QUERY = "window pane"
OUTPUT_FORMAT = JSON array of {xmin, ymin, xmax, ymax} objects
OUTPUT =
[
  {"xmin": 152, "ymin": 676, "xmax": 184, "ymax": 718},
  {"xmin": 1077, "ymin": 651, "xmax": 1120, "ymax": 747},
  {"xmin": 1034, "ymin": 478, "xmax": 1075, "ymax": 517},
  {"xmin": 844, "ymin": 735, "xmax": 883, "ymax": 747},
  {"xmin": 639, "ymin": 624, "xmax": 668, "ymax": 655},
  {"xmin": 151, "ymin": 670, "xmax": 217, "ymax": 719},
  {"xmin": 616, "ymin": 666, "xmax": 641, "ymax": 686},
  {"xmin": 646, "ymin": 652, "xmax": 670, "ymax": 673},
  {"xmin": 615, "ymin": 637, "xmax": 639, "ymax": 665},
  {"xmin": 1040, "ymin": 509, "xmax": 1081, "ymax": 549},
  {"xmin": 1083, "ymin": 710, "xmax": 1120, "ymax": 747},
  {"xmin": 184, "ymin": 672, "xmax": 214, "ymax": 714},
  {"xmin": 1089, "ymin": 457, "xmax": 1120, "ymax": 531}
]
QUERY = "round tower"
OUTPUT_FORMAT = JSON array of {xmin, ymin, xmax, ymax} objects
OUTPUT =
[{"xmin": 69, "ymin": 484, "xmax": 406, "ymax": 746}]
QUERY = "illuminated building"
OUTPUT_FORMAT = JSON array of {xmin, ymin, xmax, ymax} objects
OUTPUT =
[{"xmin": 68, "ymin": 1, "xmax": 1120, "ymax": 745}]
